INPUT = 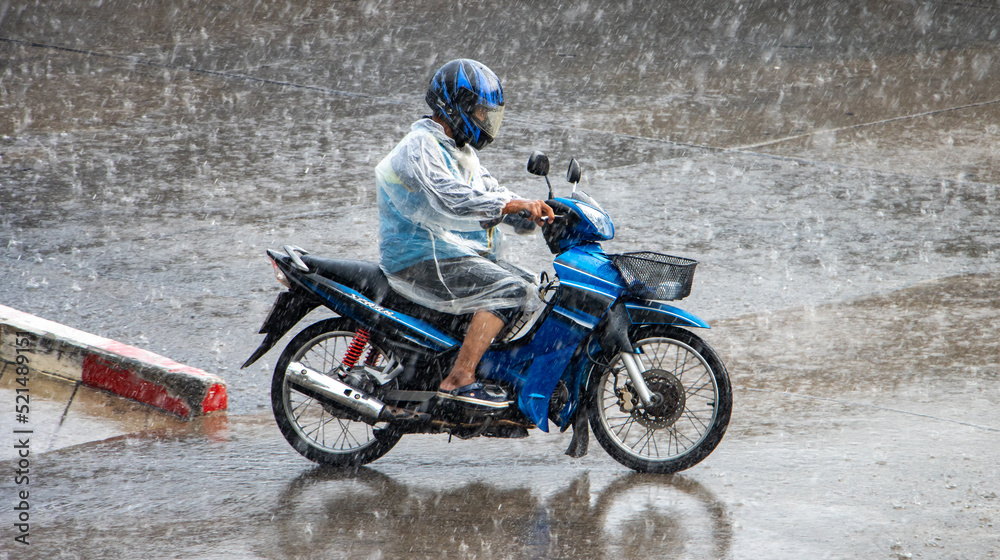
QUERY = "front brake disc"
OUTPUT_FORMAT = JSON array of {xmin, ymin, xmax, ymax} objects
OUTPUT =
[{"xmin": 627, "ymin": 369, "xmax": 686, "ymax": 429}]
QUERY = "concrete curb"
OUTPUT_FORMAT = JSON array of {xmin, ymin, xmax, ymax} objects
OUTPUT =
[{"xmin": 0, "ymin": 304, "xmax": 227, "ymax": 418}]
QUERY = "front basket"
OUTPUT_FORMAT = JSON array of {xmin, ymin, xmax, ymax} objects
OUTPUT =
[{"xmin": 610, "ymin": 252, "xmax": 698, "ymax": 301}]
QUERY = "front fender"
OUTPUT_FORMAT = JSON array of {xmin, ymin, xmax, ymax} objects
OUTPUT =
[{"xmin": 623, "ymin": 300, "xmax": 710, "ymax": 329}]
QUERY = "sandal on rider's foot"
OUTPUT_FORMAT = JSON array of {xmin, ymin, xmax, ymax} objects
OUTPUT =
[{"xmin": 436, "ymin": 382, "xmax": 509, "ymax": 411}]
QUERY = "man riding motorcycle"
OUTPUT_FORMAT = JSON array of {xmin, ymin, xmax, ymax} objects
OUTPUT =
[{"xmin": 376, "ymin": 59, "xmax": 554, "ymax": 410}]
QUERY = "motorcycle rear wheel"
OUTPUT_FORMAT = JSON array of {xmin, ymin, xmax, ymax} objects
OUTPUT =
[
  {"xmin": 271, "ymin": 318, "xmax": 402, "ymax": 467},
  {"xmin": 588, "ymin": 325, "xmax": 731, "ymax": 474}
]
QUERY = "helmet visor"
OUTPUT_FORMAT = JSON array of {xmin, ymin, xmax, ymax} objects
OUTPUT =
[{"xmin": 471, "ymin": 104, "xmax": 504, "ymax": 141}]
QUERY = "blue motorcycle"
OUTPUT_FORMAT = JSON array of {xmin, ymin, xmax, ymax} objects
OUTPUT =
[{"xmin": 243, "ymin": 152, "xmax": 731, "ymax": 473}]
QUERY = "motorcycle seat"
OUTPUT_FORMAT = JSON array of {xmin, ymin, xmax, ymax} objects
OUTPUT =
[
  {"xmin": 301, "ymin": 255, "xmax": 472, "ymax": 336},
  {"xmin": 301, "ymin": 256, "xmax": 391, "ymax": 300}
]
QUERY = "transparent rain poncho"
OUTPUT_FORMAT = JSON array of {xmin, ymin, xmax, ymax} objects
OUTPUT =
[{"xmin": 377, "ymin": 119, "xmax": 539, "ymax": 316}]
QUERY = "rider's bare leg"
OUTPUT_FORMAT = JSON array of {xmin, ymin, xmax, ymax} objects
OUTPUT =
[{"xmin": 439, "ymin": 310, "xmax": 504, "ymax": 392}]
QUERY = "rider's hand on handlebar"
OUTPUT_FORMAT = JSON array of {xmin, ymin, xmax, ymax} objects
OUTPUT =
[{"xmin": 503, "ymin": 199, "xmax": 556, "ymax": 226}]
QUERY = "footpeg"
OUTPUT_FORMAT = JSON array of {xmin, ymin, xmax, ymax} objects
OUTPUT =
[{"xmin": 379, "ymin": 405, "xmax": 430, "ymax": 423}]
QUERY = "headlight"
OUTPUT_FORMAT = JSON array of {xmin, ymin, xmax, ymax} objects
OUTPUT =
[{"xmin": 576, "ymin": 203, "xmax": 614, "ymax": 239}]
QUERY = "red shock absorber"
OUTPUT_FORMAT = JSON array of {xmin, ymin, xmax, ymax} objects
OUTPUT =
[{"xmin": 341, "ymin": 329, "xmax": 370, "ymax": 370}]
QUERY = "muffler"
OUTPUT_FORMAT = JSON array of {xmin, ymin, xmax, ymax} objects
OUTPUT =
[{"xmin": 286, "ymin": 361, "xmax": 387, "ymax": 423}]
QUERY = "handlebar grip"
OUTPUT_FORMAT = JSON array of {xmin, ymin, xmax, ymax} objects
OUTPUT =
[{"xmin": 521, "ymin": 209, "xmax": 563, "ymax": 224}]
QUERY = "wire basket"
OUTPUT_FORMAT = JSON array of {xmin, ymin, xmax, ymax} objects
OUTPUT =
[{"xmin": 610, "ymin": 252, "xmax": 698, "ymax": 301}]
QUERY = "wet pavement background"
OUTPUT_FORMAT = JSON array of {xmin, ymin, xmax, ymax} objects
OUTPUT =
[{"xmin": 1, "ymin": 0, "xmax": 999, "ymax": 558}]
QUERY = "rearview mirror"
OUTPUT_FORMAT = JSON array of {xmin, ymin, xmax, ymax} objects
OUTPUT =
[
  {"xmin": 527, "ymin": 151, "xmax": 550, "ymax": 176},
  {"xmin": 567, "ymin": 158, "xmax": 581, "ymax": 184}
]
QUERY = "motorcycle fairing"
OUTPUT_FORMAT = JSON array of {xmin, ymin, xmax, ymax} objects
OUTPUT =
[
  {"xmin": 480, "ymin": 246, "xmax": 622, "ymax": 432},
  {"xmin": 559, "ymin": 276, "xmax": 619, "ymax": 316},
  {"xmin": 554, "ymin": 241, "xmax": 711, "ymax": 330},
  {"xmin": 552, "ymin": 244, "xmax": 623, "ymax": 296},
  {"xmin": 545, "ymin": 198, "xmax": 615, "ymax": 252},
  {"xmin": 480, "ymin": 306, "xmax": 591, "ymax": 432},
  {"xmin": 549, "ymin": 341, "xmax": 601, "ymax": 429}
]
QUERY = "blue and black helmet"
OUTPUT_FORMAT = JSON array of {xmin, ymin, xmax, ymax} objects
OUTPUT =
[{"xmin": 425, "ymin": 59, "xmax": 504, "ymax": 150}]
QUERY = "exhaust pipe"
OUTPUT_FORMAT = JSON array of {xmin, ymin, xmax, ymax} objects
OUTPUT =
[{"xmin": 286, "ymin": 361, "xmax": 387, "ymax": 423}]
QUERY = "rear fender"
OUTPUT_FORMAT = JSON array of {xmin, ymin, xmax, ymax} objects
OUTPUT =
[{"xmin": 242, "ymin": 290, "xmax": 320, "ymax": 368}]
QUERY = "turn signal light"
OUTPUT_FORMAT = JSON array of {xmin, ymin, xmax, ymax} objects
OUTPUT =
[{"xmin": 271, "ymin": 259, "xmax": 291, "ymax": 288}]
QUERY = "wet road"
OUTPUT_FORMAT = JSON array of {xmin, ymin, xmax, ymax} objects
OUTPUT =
[
  {"xmin": 1, "ymin": 0, "xmax": 999, "ymax": 558},
  {"xmin": 5, "ymin": 274, "xmax": 999, "ymax": 559}
]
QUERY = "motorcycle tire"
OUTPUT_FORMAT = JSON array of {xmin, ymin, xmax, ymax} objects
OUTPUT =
[
  {"xmin": 588, "ymin": 325, "xmax": 732, "ymax": 474},
  {"xmin": 271, "ymin": 317, "xmax": 402, "ymax": 467}
]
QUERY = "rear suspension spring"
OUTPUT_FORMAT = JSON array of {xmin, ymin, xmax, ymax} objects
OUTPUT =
[{"xmin": 341, "ymin": 329, "xmax": 370, "ymax": 370}]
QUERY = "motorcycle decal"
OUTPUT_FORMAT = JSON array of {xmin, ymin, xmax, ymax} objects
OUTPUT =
[
  {"xmin": 347, "ymin": 291, "xmax": 396, "ymax": 318},
  {"xmin": 552, "ymin": 306, "xmax": 599, "ymax": 330}
]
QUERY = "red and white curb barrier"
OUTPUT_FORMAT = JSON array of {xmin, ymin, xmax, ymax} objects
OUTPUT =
[{"xmin": 0, "ymin": 304, "xmax": 226, "ymax": 418}]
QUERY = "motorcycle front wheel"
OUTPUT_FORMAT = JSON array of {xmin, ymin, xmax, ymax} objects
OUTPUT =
[
  {"xmin": 588, "ymin": 325, "xmax": 732, "ymax": 474},
  {"xmin": 271, "ymin": 318, "xmax": 402, "ymax": 467}
]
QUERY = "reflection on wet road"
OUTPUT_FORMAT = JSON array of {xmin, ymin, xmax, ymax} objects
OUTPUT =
[
  {"xmin": 11, "ymin": 417, "xmax": 733, "ymax": 560},
  {"xmin": 266, "ymin": 467, "xmax": 730, "ymax": 560}
]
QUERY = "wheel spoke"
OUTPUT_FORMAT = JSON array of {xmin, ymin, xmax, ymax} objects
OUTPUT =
[
  {"xmin": 681, "ymin": 409, "xmax": 710, "ymax": 432},
  {"xmin": 595, "ymin": 332, "xmax": 728, "ymax": 470},
  {"xmin": 613, "ymin": 415, "xmax": 638, "ymax": 441},
  {"xmin": 289, "ymin": 395, "xmax": 314, "ymax": 418},
  {"xmin": 337, "ymin": 418, "xmax": 365, "ymax": 449},
  {"xmin": 637, "ymin": 427, "xmax": 662, "ymax": 458},
  {"xmin": 677, "ymin": 347, "xmax": 690, "ymax": 377},
  {"xmin": 303, "ymin": 411, "xmax": 335, "ymax": 440},
  {"xmin": 686, "ymin": 377, "xmax": 713, "ymax": 398},
  {"xmin": 665, "ymin": 426, "xmax": 679, "ymax": 456}
]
